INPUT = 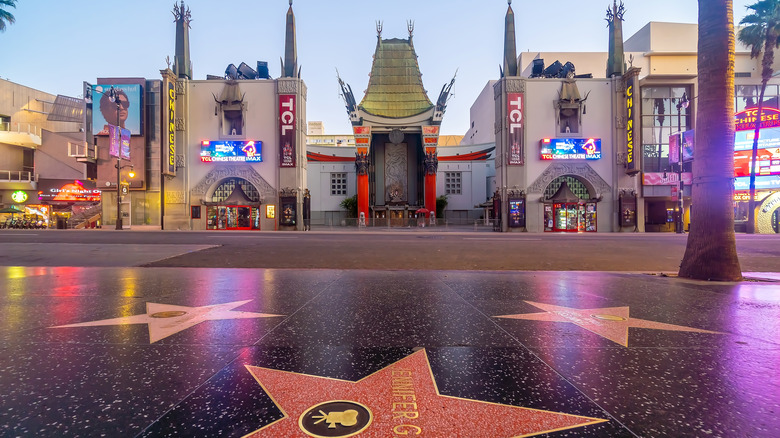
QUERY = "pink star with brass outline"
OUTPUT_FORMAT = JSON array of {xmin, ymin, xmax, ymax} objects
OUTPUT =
[
  {"xmin": 496, "ymin": 301, "xmax": 721, "ymax": 347},
  {"xmin": 245, "ymin": 349, "xmax": 606, "ymax": 437}
]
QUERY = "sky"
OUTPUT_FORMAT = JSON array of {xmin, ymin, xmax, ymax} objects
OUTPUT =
[{"xmin": 2, "ymin": 0, "xmax": 754, "ymax": 136}]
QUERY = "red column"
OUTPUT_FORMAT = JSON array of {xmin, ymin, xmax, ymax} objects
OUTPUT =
[
  {"xmin": 358, "ymin": 173, "xmax": 369, "ymax": 220},
  {"xmin": 425, "ymin": 172, "xmax": 436, "ymax": 214}
]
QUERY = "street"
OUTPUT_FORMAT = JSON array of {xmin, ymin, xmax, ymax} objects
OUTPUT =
[{"xmin": 0, "ymin": 230, "xmax": 779, "ymax": 437}]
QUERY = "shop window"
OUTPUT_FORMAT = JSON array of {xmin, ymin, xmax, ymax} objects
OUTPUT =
[
  {"xmin": 735, "ymin": 84, "xmax": 780, "ymax": 112},
  {"xmin": 640, "ymin": 86, "xmax": 689, "ymax": 173},
  {"xmin": 330, "ymin": 172, "xmax": 347, "ymax": 196},
  {"xmin": 445, "ymin": 172, "xmax": 462, "ymax": 195}
]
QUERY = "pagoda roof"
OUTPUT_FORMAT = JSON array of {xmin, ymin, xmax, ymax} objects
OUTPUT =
[{"xmin": 358, "ymin": 37, "xmax": 434, "ymax": 119}]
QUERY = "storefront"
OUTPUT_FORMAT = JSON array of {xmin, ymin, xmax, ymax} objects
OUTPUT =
[
  {"xmin": 203, "ymin": 178, "xmax": 262, "ymax": 230},
  {"xmin": 37, "ymin": 179, "xmax": 102, "ymax": 229},
  {"xmin": 542, "ymin": 178, "xmax": 597, "ymax": 233}
]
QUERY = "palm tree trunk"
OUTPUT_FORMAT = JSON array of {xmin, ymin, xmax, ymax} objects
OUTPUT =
[{"xmin": 679, "ymin": 0, "xmax": 742, "ymax": 281}]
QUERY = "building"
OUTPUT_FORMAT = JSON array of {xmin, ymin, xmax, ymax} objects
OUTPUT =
[
  {"xmin": 480, "ymin": 1, "xmax": 780, "ymax": 233},
  {"xmin": 336, "ymin": 22, "xmax": 457, "ymax": 224},
  {"xmin": 0, "ymin": 79, "xmax": 97, "ymax": 228},
  {"xmin": 84, "ymin": 2, "xmax": 308, "ymax": 231},
  {"xmin": 306, "ymin": 142, "xmax": 495, "ymax": 227}
]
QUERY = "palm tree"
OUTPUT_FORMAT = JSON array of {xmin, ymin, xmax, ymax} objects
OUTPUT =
[
  {"xmin": 679, "ymin": 0, "xmax": 742, "ymax": 281},
  {"xmin": 737, "ymin": 0, "xmax": 780, "ymax": 233},
  {"xmin": 0, "ymin": 0, "xmax": 17, "ymax": 32}
]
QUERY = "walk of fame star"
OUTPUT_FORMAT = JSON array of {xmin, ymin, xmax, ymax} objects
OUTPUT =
[
  {"xmin": 51, "ymin": 300, "xmax": 282, "ymax": 343},
  {"xmin": 496, "ymin": 301, "xmax": 721, "ymax": 347},
  {"xmin": 244, "ymin": 349, "xmax": 606, "ymax": 437}
]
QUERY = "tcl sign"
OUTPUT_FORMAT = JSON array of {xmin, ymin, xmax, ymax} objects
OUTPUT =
[
  {"xmin": 507, "ymin": 93, "xmax": 523, "ymax": 165},
  {"xmin": 279, "ymin": 95, "xmax": 296, "ymax": 168}
]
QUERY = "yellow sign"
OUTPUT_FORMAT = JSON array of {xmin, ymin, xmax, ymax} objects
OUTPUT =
[{"xmin": 266, "ymin": 205, "xmax": 276, "ymax": 219}]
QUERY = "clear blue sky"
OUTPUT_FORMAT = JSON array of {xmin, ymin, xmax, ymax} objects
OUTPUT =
[{"xmin": 2, "ymin": 0, "xmax": 753, "ymax": 136}]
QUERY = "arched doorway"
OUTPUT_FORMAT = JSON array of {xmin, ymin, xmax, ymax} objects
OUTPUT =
[
  {"xmin": 205, "ymin": 178, "xmax": 262, "ymax": 230},
  {"xmin": 542, "ymin": 176, "xmax": 598, "ymax": 232}
]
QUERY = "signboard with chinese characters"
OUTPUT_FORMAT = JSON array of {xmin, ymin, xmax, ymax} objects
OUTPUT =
[
  {"xmin": 200, "ymin": 140, "xmax": 262, "ymax": 162},
  {"xmin": 279, "ymin": 95, "xmax": 296, "ymax": 168},
  {"xmin": 507, "ymin": 93, "xmax": 524, "ymax": 165},
  {"xmin": 540, "ymin": 138, "xmax": 602, "ymax": 160}
]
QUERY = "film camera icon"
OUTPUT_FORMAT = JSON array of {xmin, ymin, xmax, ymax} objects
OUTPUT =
[{"xmin": 311, "ymin": 409, "xmax": 359, "ymax": 428}]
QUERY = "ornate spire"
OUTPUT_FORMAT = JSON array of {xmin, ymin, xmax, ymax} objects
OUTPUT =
[
  {"xmin": 282, "ymin": 0, "xmax": 298, "ymax": 78},
  {"xmin": 606, "ymin": 0, "xmax": 626, "ymax": 77},
  {"xmin": 172, "ymin": 1, "xmax": 192, "ymax": 79},
  {"xmin": 502, "ymin": 1, "xmax": 518, "ymax": 77}
]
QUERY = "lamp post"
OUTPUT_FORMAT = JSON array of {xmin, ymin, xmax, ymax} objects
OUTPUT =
[
  {"xmin": 675, "ymin": 92, "xmax": 689, "ymax": 234},
  {"xmin": 106, "ymin": 86, "xmax": 127, "ymax": 230}
]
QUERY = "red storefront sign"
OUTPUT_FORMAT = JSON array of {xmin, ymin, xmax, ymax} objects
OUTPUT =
[{"xmin": 279, "ymin": 95, "xmax": 296, "ymax": 168}]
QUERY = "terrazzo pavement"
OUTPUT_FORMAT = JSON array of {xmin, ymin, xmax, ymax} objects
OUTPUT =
[{"xmin": 1, "ymin": 267, "xmax": 778, "ymax": 437}]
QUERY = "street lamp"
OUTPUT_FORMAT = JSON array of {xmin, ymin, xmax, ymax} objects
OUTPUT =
[
  {"xmin": 675, "ymin": 92, "xmax": 689, "ymax": 234},
  {"xmin": 107, "ymin": 86, "xmax": 127, "ymax": 230}
]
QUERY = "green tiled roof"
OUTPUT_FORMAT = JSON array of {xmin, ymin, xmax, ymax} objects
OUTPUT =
[{"xmin": 358, "ymin": 38, "xmax": 434, "ymax": 119}]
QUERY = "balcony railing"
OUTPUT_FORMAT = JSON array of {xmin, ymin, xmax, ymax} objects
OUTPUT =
[
  {"xmin": 0, "ymin": 170, "xmax": 38, "ymax": 182},
  {"xmin": 68, "ymin": 141, "xmax": 97, "ymax": 160},
  {"xmin": 0, "ymin": 121, "xmax": 42, "ymax": 137}
]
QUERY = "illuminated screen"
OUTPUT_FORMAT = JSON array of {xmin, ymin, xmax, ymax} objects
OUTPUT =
[
  {"xmin": 92, "ymin": 84, "xmax": 142, "ymax": 136},
  {"xmin": 540, "ymin": 138, "xmax": 601, "ymax": 160},
  {"xmin": 201, "ymin": 140, "xmax": 262, "ymax": 162},
  {"xmin": 735, "ymin": 175, "xmax": 780, "ymax": 191}
]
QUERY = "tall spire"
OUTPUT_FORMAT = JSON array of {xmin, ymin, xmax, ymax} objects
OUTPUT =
[
  {"xmin": 282, "ymin": 0, "xmax": 298, "ymax": 78},
  {"xmin": 172, "ymin": 1, "xmax": 192, "ymax": 79},
  {"xmin": 606, "ymin": 0, "xmax": 626, "ymax": 78},
  {"xmin": 503, "ymin": 0, "xmax": 518, "ymax": 77}
]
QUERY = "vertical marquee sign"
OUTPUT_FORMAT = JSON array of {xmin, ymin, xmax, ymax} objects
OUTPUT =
[
  {"xmin": 279, "ymin": 95, "xmax": 296, "ymax": 168},
  {"xmin": 625, "ymin": 76, "xmax": 639, "ymax": 175},
  {"xmin": 507, "ymin": 93, "xmax": 524, "ymax": 165},
  {"xmin": 162, "ymin": 75, "xmax": 176, "ymax": 176}
]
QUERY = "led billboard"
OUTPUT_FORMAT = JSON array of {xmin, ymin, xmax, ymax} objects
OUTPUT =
[
  {"xmin": 92, "ymin": 84, "xmax": 142, "ymax": 136},
  {"xmin": 200, "ymin": 140, "xmax": 262, "ymax": 162},
  {"xmin": 540, "ymin": 138, "xmax": 601, "ymax": 160}
]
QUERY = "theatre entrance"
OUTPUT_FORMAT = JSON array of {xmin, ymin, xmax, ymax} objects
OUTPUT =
[
  {"xmin": 542, "ymin": 176, "xmax": 598, "ymax": 232},
  {"xmin": 205, "ymin": 178, "xmax": 262, "ymax": 230}
]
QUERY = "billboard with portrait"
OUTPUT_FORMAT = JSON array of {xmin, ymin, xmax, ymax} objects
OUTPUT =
[{"xmin": 92, "ymin": 84, "xmax": 142, "ymax": 136}]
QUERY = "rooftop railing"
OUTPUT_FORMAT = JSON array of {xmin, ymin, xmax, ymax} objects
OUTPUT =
[{"xmin": 0, "ymin": 170, "xmax": 38, "ymax": 182}]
